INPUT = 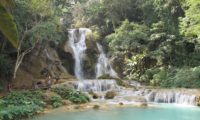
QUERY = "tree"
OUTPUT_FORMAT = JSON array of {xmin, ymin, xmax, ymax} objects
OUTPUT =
[
  {"xmin": 106, "ymin": 19, "xmax": 149, "ymax": 53},
  {"xmin": 12, "ymin": 0, "xmax": 63, "ymax": 79},
  {"xmin": 179, "ymin": 0, "xmax": 200, "ymax": 40}
]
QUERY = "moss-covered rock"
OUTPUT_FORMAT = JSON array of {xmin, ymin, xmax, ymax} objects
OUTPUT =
[
  {"xmin": 97, "ymin": 74, "xmax": 112, "ymax": 79},
  {"xmin": 197, "ymin": 95, "xmax": 200, "ymax": 106},
  {"xmin": 82, "ymin": 32, "xmax": 99, "ymax": 78}
]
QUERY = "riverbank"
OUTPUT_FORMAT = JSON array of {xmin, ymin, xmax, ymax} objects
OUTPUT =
[
  {"xmin": 1, "ymin": 81, "xmax": 200, "ymax": 120},
  {"xmin": 30, "ymin": 103, "xmax": 200, "ymax": 120},
  {"xmin": 0, "ymin": 85, "xmax": 90, "ymax": 120}
]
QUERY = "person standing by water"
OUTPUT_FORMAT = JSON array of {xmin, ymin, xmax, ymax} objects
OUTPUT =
[{"xmin": 7, "ymin": 83, "xmax": 12, "ymax": 92}]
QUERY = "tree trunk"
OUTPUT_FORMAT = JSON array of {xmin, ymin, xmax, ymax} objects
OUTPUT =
[{"xmin": 13, "ymin": 46, "xmax": 34, "ymax": 79}]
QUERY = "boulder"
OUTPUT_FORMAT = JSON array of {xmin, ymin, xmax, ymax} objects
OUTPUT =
[
  {"xmin": 105, "ymin": 90, "xmax": 117, "ymax": 99},
  {"xmin": 119, "ymin": 102, "xmax": 124, "ymax": 106},
  {"xmin": 92, "ymin": 93, "xmax": 101, "ymax": 99},
  {"xmin": 63, "ymin": 100, "xmax": 72, "ymax": 106},
  {"xmin": 46, "ymin": 105, "xmax": 53, "ymax": 109},
  {"xmin": 93, "ymin": 105, "xmax": 100, "ymax": 110},
  {"xmin": 88, "ymin": 91, "xmax": 101, "ymax": 99},
  {"xmin": 197, "ymin": 95, "xmax": 200, "ymax": 106}
]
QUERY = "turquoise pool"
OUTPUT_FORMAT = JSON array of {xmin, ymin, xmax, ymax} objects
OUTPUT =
[{"xmin": 31, "ymin": 104, "xmax": 200, "ymax": 120}]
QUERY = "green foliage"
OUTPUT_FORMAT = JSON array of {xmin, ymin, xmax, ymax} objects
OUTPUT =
[
  {"xmin": 106, "ymin": 20, "xmax": 149, "ymax": 52},
  {"xmin": 0, "ymin": 105, "xmax": 40, "ymax": 120},
  {"xmin": 68, "ymin": 91, "xmax": 90, "ymax": 104},
  {"xmin": 153, "ymin": 0, "xmax": 183, "ymax": 34},
  {"xmin": 53, "ymin": 86, "xmax": 90, "ymax": 104},
  {"xmin": 173, "ymin": 67, "xmax": 200, "ymax": 88},
  {"xmin": 0, "ymin": 90, "xmax": 45, "ymax": 120},
  {"xmin": 0, "ymin": 0, "xmax": 15, "ymax": 9},
  {"xmin": 179, "ymin": 0, "xmax": 200, "ymax": 39},
  {"xmin": 0, "ymin": 2, "xmax": 19, "ymax": 48},
  {"xmin": 149, "ymin": 67, "xmax": 200, "ymax": 88},
  {"xmin": 0, "ymin": 54, "xmax": 13, "ymax": 79},
  {"xmin": 49, "ymin": 95, "xmax": 63, "ymax": 108},
  {"xmin": 125, "ymin": 54, "xmax": 146, "ymax": 81},
  {"xmin": 29, "ymin": 0, "xmax": 54, "ymax": 18},
  {"xmin": 3, "ymin": 91, "xmax": 45, "ymax": 107},
  {"xmin": 26, "ymin": 21, "xmax": 64, "ymax": 47},
  {"xmin": 151, "ymin": 68, "xmax": 171, "ymax": 87}
]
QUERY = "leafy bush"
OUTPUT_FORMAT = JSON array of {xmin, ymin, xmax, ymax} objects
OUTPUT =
[
  {"xmin": 149, "ymin": 66, "xmax": 200, "ymax": 88},
  {"xmin": 3, "ymin": 91, "xmax": 45, "ymax": 107},
  {"xmin": 151, "ymin": 69, "xmax": 167, "ymax": 86},
  {"xmin": 0, "ymin": 90, "xmax": 45, "ymax": 120},
  {"xmin": 68, "ymin": 91, "xmax": 90, "ymax": 104},
  {"xmin": 0, "ymin": 99, "xmax": 5, "ymax": 108},
  {"xmin": 173, "ymin": 67, "xmax": 200, "ymax": 88},
  {"xmin": 50, "ymin": 95, "xmax": 63, "ymax": 108},
  {"xmin": 0, "ymin": 105, "xmax": 40, "ymax": 120},
  {"xmin": 53, "ymin": 86, "xmax": 90, "ymax": 104},
  {"xmin": 106, "ymin": 19, "xmax": 149, "ymax": 52}
]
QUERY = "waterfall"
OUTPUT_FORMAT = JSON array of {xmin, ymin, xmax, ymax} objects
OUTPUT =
[
  {"xmin": 68, "ymin": 28, "xmax": 118, "ymax": 80},
  {"xmin": 68, "ymin": 28, "xmax": 92, "ymax": 80},
  {"xmin": 146, "ymin": 90, "xmax": 197, "ymax": 105},
  {"xmin": 69, "ymin": 79, "xmax": 119, "ymax": 92},
  {"xmin": 95, "ymin": 43, "xmax": 118, "ymax": 78}
]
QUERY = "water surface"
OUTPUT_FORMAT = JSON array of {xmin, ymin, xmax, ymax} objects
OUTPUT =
[{"xmin": 32, "ymin": 104, "xmax": 200, "ymax": 120}]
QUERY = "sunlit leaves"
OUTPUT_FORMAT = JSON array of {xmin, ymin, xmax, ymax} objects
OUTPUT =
[
  {"xmin": 106, "ymin": 19, "xmax": 149, "ymax": 51},
  {"xmin": 0, "ymin": 3, "xmax": 19, "ymax": 48},
  {"xmin": 179, "ymin": 0, "xmax": 200, "ymax": 39}
]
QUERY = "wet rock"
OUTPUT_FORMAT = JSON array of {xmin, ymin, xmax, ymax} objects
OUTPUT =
[
  {"xmin": 129, "ymin": 81, "xmax": 141, "ymax": 87},
  {"xmin": 119, "ymin": 102, "xmax": 124, "ymax": 106},
  {"xmin": 124, "ymin": 96, "xmax": 147, "ymax": 104},
  {"xmin": 93, "ymin": 105, "xmax": 100, "ymax": 110},
  {"xmin": 105, "ymin": 90, "xmax": 117, "ymax": 99},
  {"xmin": 140, "ymin": 102, "xmax": 148, "ymax": 107},
  {"xmin": 88, "ymin": 90, "xmax": 101, "ymax": 99},
  {"xmin": 92, "ymin": 93, "xmax": 101, "ymax": 99},
  {"xmin": 115, "ymin": 79, "xmax": 130, "ymax": 87},
  {"xmin": 83, "ymin": 32, "xmax": 99, "ymax": 78},
  {"xmin": 46, "ymin": 105, "xmax": 53, "ymax": 109},
  {"xmin": 197, "ymin": 95, "xmax": 200, "ymax": 106},
  {"xmin": 97, "ymin": 74, "xmax": 112, "ymax": 79},
  {"xmin": 63, "ymin": 100, "xmax": 72, "ymax": 105},
  {"xmin": 146, "ymin": 91, "xmax": 156, "ymax": 101},
  {"xmin": 74, "ymin": 105, "xmax": 81, "ymax": 109}
]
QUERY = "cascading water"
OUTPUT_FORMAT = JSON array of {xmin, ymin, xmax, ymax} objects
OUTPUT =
[
  {"xmin": 67, "ymin": 28, "xmax": 119, "ymax": 93},
  {"xmin": 145, "ymin": 90, "xmax": 197, "ymax": 105},
  {"xmin": 68, "ymin": 28, "xmax": 92, "ymax": 80},
  {"xmin": 68, "ymin": 28, "xmax": 118, "ymax": 80},
  {"xmin": 67, "ymin": 28, "xmax": 198, "ymax": 106},
  {"xmin": 69, "ymin": 79, "xmax": 119, "ymax": 92},
  {"xmin": 95, "ymin": 43, "xmax": 118, "ymax": 78}
]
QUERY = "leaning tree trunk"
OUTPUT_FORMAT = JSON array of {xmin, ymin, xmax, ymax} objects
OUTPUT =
[
  {"xmin": 12, "ymin": 22, "xmax": 40, "ymax": 80},
  {"xmin": 13, "ymin": 46, "xmax": 34, "ymax": 79},
  {"xmin": 13, "ymin": 31, "xmax": 38, "ymax": 80}
]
